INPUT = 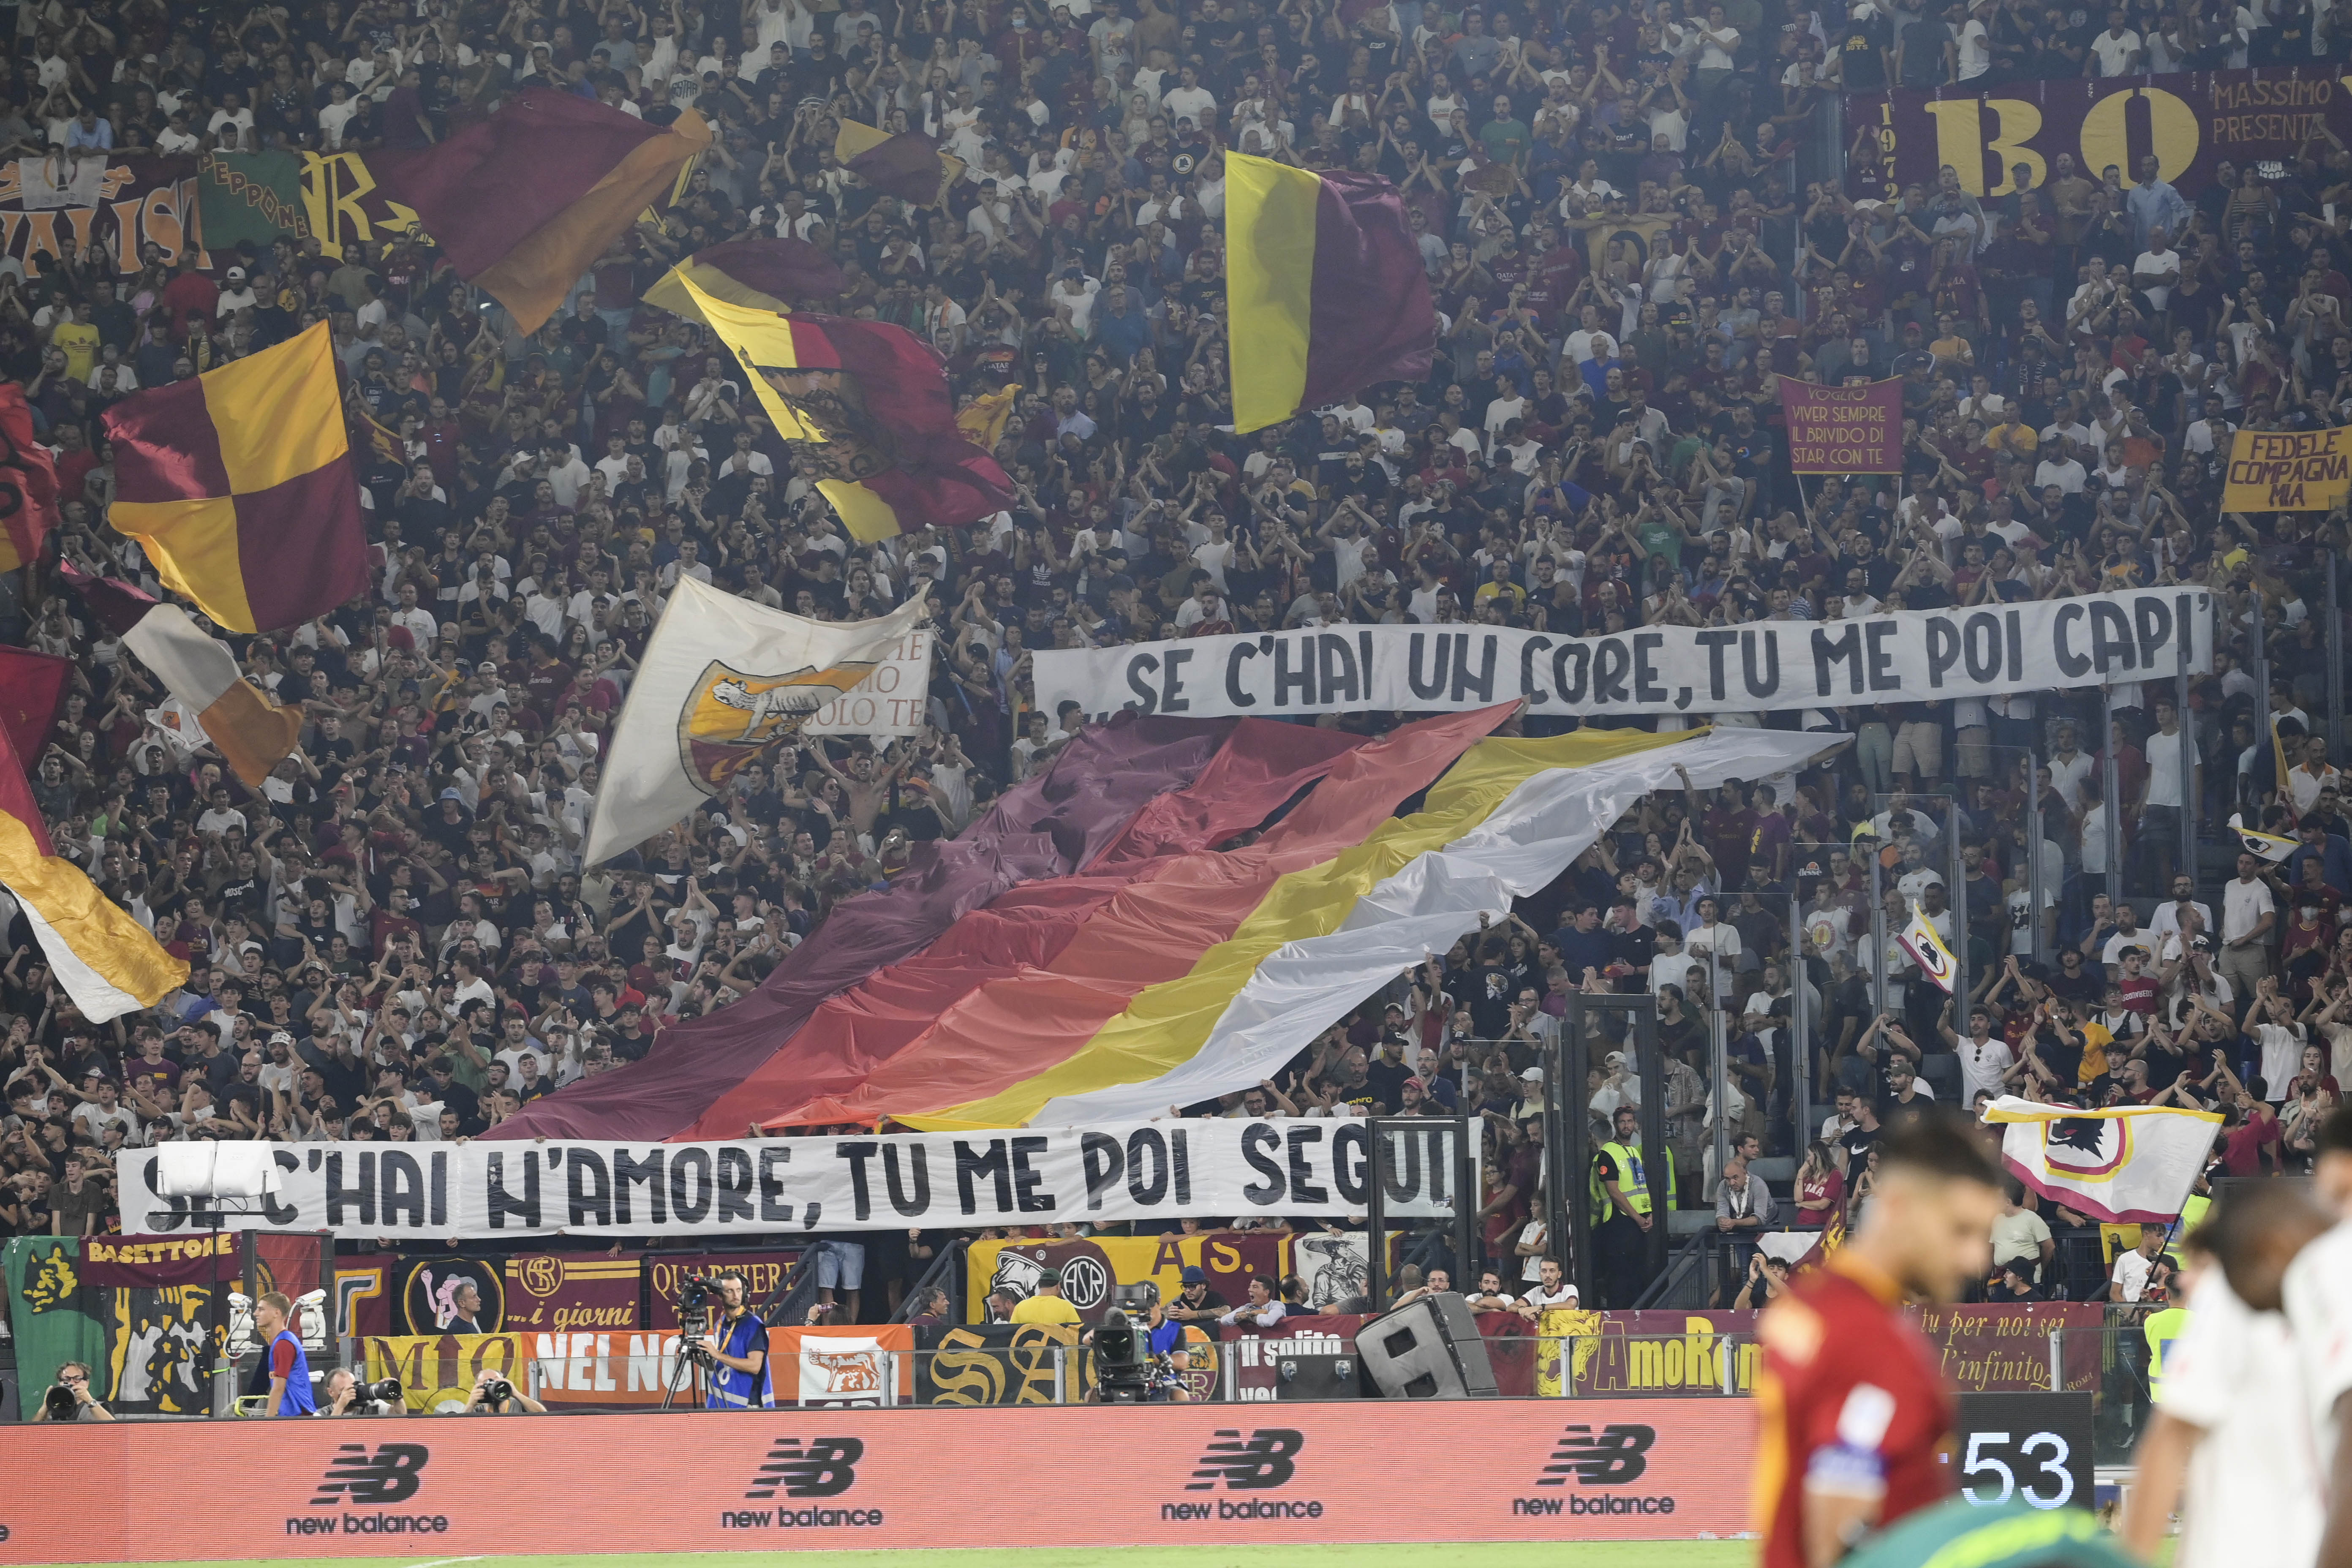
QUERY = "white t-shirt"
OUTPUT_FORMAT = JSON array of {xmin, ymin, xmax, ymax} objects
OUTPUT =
[
  {"xmin": 2163, "ymin": 1272, "xmax": 2323, "ymax": 1568},
  {"xmin": 2110, "ymin": 1247, "xmax": 2156, "ymax": 1304},
  {"xmin": 2284, "ymin": 1225, "xmax": 2352, "ymax": 1529},
  {"xmin": 2221, "ymin": 875, "xmax": 2275, "ymax": 945},
  {"xmin": 1956, "ymin": 1036, "xmax": 2016, "ymax": 1105}
]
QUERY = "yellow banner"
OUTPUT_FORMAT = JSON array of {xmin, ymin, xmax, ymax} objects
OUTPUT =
[
  {"xmin": 2222, "ymin": 427, "xmax": 2352, "ymax": 512},
  {"xmin": 964, "ymin": 1233, "xmax": 1290, "ymax": 1322}
]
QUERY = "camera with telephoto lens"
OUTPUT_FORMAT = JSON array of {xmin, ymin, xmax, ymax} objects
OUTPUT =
[
  {"xmin": 359, "ymin": 1376, "xmax": 404, "ymax": 1406},
  {"xmin": 477, "ymin": 1375, "xmax": 514, "ymax": 1407},
  {"xmin": 679, "ymin": 1274, "xmax": 716, "ymax": 1311},
  {"xmin": 43, "ymin": 1384, "xmax": 79, "ymax": 1421}
]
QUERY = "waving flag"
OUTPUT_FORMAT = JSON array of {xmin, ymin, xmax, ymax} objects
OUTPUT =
[
  {"xmin": 0, "ymin": 383, "xmax": 60, "ymax": 573},
  {"xmin": 365, "ymin": 89, "xmax": 710, "ymax": 333},
  {"xmin": 1225, "ymin": 152, "xmax": 1434, "ymax": 433},
  {"xmin": 0, "ymin": 646, "xmax": 70, "ymax": 766},
  {"xmin": 676, "ymin": 270, "xmax": 1013, "ymax": 540},
  {"xmin": 582, "ymin": 579, "xmax": 930, "ymax": 865},
  {"xmin": 1897, "ymin": 903, "xmax": 1957, "ymax": 993},
  {"xmin": 1983, "ymin": 1097, "xmax": 2221, "ymax": 1224},
  {"xmin": 101, "ymin": 322, "xmax": 369, "ymax": 633},
  {"xmin": 642, "ymin": 238, "xmax": 844, "ymax": 321},
  {"xmin": 2231, "ymin": 811, "xmax": 2298, "ymax": 864},
  {"xmin": 834, "ymin": 120, "xmax": 963, "ymax": 206},
  {"xmin": 62, "ymin": 564, "xmax": 302, "ymax": 787},
  {"xmin": 0, "ymin": 724, "xmax": 185, "ymax": 1021}
]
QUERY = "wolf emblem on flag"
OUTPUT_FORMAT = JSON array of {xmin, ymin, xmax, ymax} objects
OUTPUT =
[{"xmin": 679, "ymin": 658, "xmax": 883, "ymax": 792}]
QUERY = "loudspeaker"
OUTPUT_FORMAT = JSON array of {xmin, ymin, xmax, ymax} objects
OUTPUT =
[{"xmin": 1356, "ymin": 1294, "xmax": 1499, "ymax": 1399}]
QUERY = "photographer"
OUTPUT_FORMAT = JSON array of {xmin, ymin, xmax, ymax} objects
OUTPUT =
[
  {"xmin": 694, "ymin": 1272, "xmax": 773, "ymax": 1410},
  {"xmin": 318, "ymin": 1368, "xmax": 409, "ymax": 1417},
  {"xmin": 31, "ymin": 1362, "xmax": 114, "ymax": 1421},
  {"xmin": 459, "ymin": 1367, "xmax": 545, "ymax": 1415}
]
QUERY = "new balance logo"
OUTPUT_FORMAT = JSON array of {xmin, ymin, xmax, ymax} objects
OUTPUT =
[
  {"xmin": 1538, "ymin": 1424, "xmax": 1656, "ymax": 1486},
  {"xmin": 1185, "ymin": 1428, "xmax": 1304, "ymax": 1491},
  {"xmin": 745, "ymin": 1438, "xmax": 864, "ymax": 1499},
  {"xmin": 310, "ymin": 1444, "xmax": 430, "ymax": 1505}
]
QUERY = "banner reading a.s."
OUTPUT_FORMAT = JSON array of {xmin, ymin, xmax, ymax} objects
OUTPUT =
[
  {"xmin": 1844, "ymin": 68, "xmax": 2349, "ymax": 201},
  {"xmin": 1039, "ymin": 590, "xmax": 2214, "ymax": 723},
  {"xmin": 2221, "ymin": 427, "xmax": 2352, "ymax": 512}
]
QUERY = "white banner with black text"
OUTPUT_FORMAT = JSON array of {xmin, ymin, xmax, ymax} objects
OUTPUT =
[
  {"xmin": 113, "ymin": 1119, "xmax": 1469, "ymax": 1239},
  {"xmin": 1035, "ymin": 590, "xmax": 2213, "ymax": 721}
]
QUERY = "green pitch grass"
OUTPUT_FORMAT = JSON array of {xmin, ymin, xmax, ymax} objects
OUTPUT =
[{"xmin": 35, "ymin": 1545, "xmax": 1756, "ymax": 1568}]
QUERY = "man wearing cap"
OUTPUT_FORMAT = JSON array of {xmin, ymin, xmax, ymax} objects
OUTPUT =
[
  {"xmin": 1010, "ymin": 1267, "xmax": 1083, "ymax": 1325},
  {"xmin": 1163, "ymin": 1266, "xmax": 1229, "ymax": 1323}
]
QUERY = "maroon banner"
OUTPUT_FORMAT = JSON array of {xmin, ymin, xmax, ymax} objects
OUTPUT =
[
  {"xmin": 644, "ymin": 1248, "xmax": 806, "ymax": 1329},
  {"xmin": 0, "ymin": 155, "xmax": 205, "ymax": 277},
  {"xmin": 75, "ymin": 1232, "xmax": 236, "ymax": 1288},
  {"xmin": 1845, "ymin": 68, "xmax": 2348, "ymax": 203},
  {"xmin": 332, "ymin": 1252, "xmax": 396, "ymax": 1341},
  {"xmin": 1779, "ymin": 378, "xmax": 1903, "ymax": 474},
  {"xmin": 498, "ymin": 1250, "xmax": 643, "ymax": 1334}
]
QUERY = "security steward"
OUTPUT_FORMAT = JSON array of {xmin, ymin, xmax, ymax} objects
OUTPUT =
[
  {"xmin": 1592, "ymin": 1103, "xmax": 1675, "ymax": 1307},
  {"xmin": 696, "ymin": 1271, "xmax": 775, "ymax": 1410}
]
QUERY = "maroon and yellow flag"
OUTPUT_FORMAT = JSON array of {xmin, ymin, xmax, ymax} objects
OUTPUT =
[
  {"xmin": 0, "ymin": 383, "xmax": 60, "ymax": 573},
  {"xmin": 102, "ymin": 322, "xmax": 369, "ymax": 634}
]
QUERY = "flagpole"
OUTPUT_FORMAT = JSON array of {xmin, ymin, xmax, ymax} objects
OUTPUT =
[
  {"xmin": 1948, "ymin": 797, "xmax": 1968, "ymax": 1016},
  {"xmin": 1872, "ymin": 833, "xmax": 1889, "ymax": 1021},
  {"xmin": 2103, "ymin": 686, "xmax": 2123, "ymax": 911}
]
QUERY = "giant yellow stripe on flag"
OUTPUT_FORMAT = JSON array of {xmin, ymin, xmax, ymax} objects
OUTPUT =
[
  {"xmin": 1226, "ymin": 154, "xmax": 1321, "ymax": 435},
  {"xmin": 0, "ymin": 810, "xmax": 187, "ymax": 1021},
  {"xmin": 903, "ymin": 726, "xmax": 1694, "ymax": 1130},
  {"xmin": 675, "ymin": 271, "xmax": 904, "ymax": 543}
]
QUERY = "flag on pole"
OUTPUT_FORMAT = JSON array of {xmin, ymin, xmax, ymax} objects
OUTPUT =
[
  {"xmin": 581, "ymin": 578, "xmax": 931, "ymax": 864},
  {"xmin": 1224, "ymin": 152, "xmax": 1435, "ymax": 433},
  {"xmin": 1982, "ymin": 1097, "xmax": 2221, "ymax": 1224},
  {"xmin": 101, "ymin": 321, "xmax": 370, "ymax": 633},
  {"xmin": 641, "ymin": 239, "xmax": 844, "ymax": 322},
  {"xmin": 0, "ymin": 382, "xmax": 61, "ymax": 574},
  {"xmin": 955, "ymin": 384, "xmax": 1018, "ymax": 449},
  {"xmin": 1896, "ymin": 902, "xmax": 1957, "ymax": 993},
  {"xmin": 364, "ymin": 89, "xmax": 710, "ymax": 334},
  {"xmin": 2230, "ymin": 812, "xmax": 2298, "ymax": 864},
  {"xmin": 2273, "ymin": 720, "xmax": 2301, "ymax": 824},
  {"xmin": 62, "ymin": 564, "xmax": 304, "ymax": 787},
  {"xmin": 0, "ymin": 723, "xmax": 186, "ymax": 1021},
  {"xmin": 833, "ymin": 120, "xmax": 964, "ymax": 206},
  {"xmin": 673, "ymin": 270, "xmax": 1013, "ymax": 541},
  {"xmin": 0, "ymin": 646, "xmax": 71, "ymax": 767}
]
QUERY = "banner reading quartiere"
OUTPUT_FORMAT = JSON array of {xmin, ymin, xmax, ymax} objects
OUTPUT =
[
  {"xmin": 1039, "ymin": 589, "xmax": 2212, "ymax": 723},
  {"xmin": 114, "ymin": 1119, "xmax": 1466, "ymax": 1239}
]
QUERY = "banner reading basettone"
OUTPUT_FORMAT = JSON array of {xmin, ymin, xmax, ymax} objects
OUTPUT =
[
  {"xmin": 114, "ymin": 1119, "xmax": 1467, "ymax": 1239},
  {"xmin": 1778, "ymin": 378, "xmax": 1902, "ymax": 473},
  {"xmin": 1038, "ymin": 589, "xmax": 2213, "ymax": 723}
]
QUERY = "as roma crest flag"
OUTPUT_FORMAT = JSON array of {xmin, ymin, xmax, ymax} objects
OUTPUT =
[
  {"xmin": 1224, "ymin": 152, "xmax": 1434, "ymax": 433},
  {"xmin": 675, "ymin": 270, "xmax": 1012, "ymax": 541},
  {"xmin": 581, "ymin": 579, "xmax": 930, "ymax": 864},
  {"xmin": 102, "ymin": 321, "xmax": 369, "ymax": 633},
  {"xmin": 1983, "ymin": 1097, "xmax": 2219, "ymax": 1224},
  {"xmin": 1896, "ymin": 902, "xmax": 1957, "ymax": 993}
]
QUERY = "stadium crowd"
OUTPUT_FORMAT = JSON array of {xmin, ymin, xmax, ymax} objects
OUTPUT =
[{"xmin": 0, "ymin": 0, "xmax": 2346, "ymax": 1323}]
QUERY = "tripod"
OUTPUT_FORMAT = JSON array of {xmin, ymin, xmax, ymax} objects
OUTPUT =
[{"xmin": 659, "ymin": 1303, "xmax": 707, "ymax": 1412}]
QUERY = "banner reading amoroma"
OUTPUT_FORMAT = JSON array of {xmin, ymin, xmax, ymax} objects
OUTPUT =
[
  {"xmin": 1038, "ymin": 589, "xmax": 2213, "ymax": 723},
  {"xmin": 114, "ymin": 1118, "xmax": 1461, "ymax": 1240}
]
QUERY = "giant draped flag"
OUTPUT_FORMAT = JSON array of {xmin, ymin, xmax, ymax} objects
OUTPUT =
[
  {"xmin": 101, "ymin": 321, "xmax": 369, "ymax": 633},
  {"xmin": 640, "ymin": 238, "xmax": 844, "ymax": 321},
  {"xmin": 490, "ymin": 719, "xmax": 1838, "ymax": 1140},
  {"xmin": 62, "ymin": 564, "xmax": 303, "ymax": 787},
  {"xmin": 581, "ymin": 580, "xmax": 931, "ymax": 865},
  {"xmin": 1225, "ymin": 151, "xmax": 1434, "ymax": 434},
  {"xmin": 365, "ymin": 90, "xmax": 710, "ymax": 334},
  {"xmin": 1983, "ymin": 1097, "xmax": 2221, "ymax": 1224},
  {"xmin": 0, "ymin": 723, "xmax": 185, "ymax": 1021},
  {"xmin": 0, "ymin": 383, "xmax": 60, "ymax": 574},
  {"xmin": 675, "ymin": 270, "xmax": 1014, "ymax": 540}
]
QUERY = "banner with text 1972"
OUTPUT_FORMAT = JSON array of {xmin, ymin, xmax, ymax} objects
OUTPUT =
[
  {"xmin": 1037, "ymin": 589, "xmax": 2213, "ymax": 724},
  {"xmin": 114, "ymin": 1119, "xmax": 1459, "ymax": 1240},
  {"xmin": 1843, "ymin": 68, "xmax": 2349, "ymax": 201},
  {"xmin": 1778, "ymin": 378, "xmax": 1902, "ymax": 473}
]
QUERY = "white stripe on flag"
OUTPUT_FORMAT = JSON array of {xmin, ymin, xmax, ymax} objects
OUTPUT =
[{"xmin": 7, "ymin": 877, "xmax": 151, "ymax": 1022}]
